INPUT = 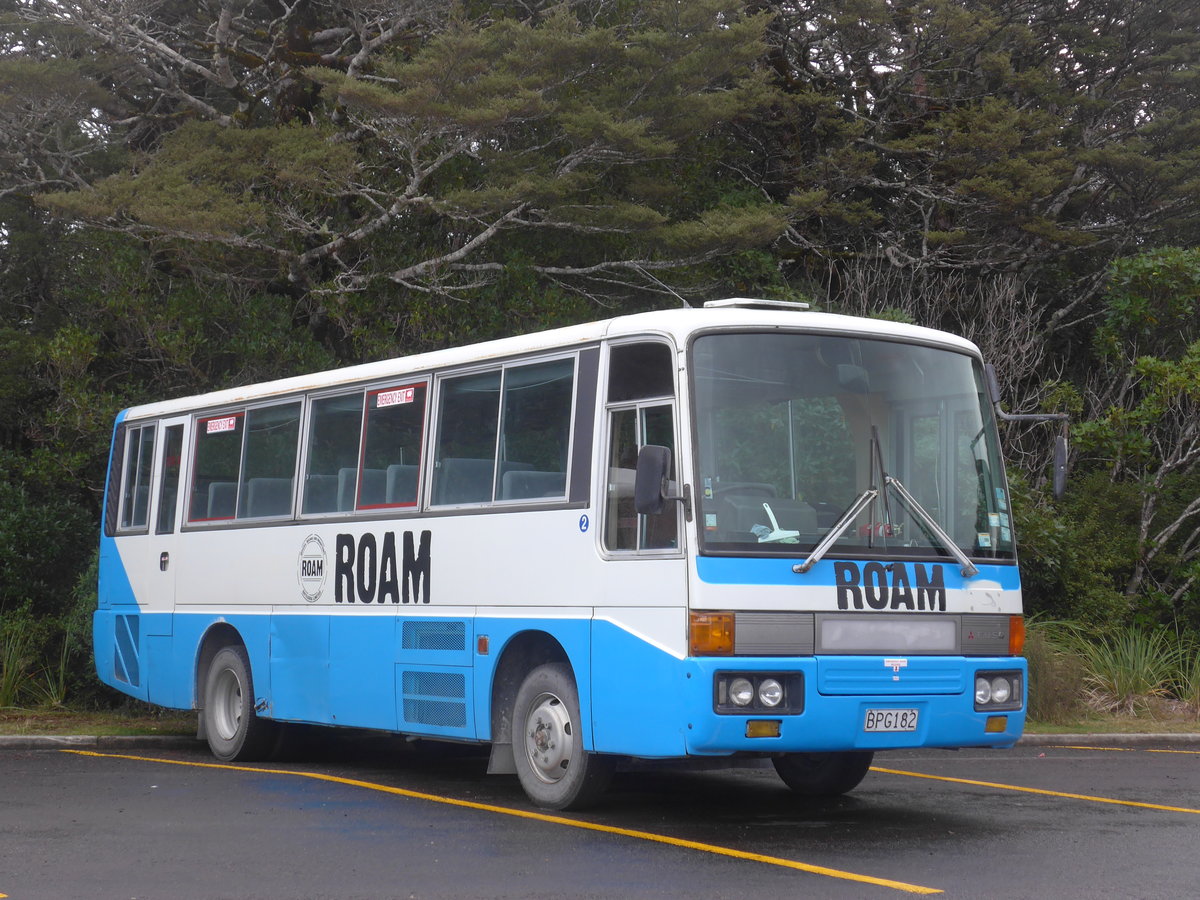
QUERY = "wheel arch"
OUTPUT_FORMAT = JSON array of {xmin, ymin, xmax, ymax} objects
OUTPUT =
[
  {"xmin": 489, "ymin": 630, "xmax": 571, "ymax": 748},
  {"xmin": 193, "ymin": 622, "xmax": 246, "ymax": 710}
]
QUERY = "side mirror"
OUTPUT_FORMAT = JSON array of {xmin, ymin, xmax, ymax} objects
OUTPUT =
[
  {"xmin": 634, "ymin": 445, "xmax": 672, "ymax": 515},
  {"xmin": 984, "ymin": 361, "xmax": 1070, "ymax": 499},
  {"xmin": 1053, "ymin": 433, "xmax": 1068, "ymax": 499},
  {"xmin": 985, "ymin": 363, "xmax": 1003, "ymax": 406}
]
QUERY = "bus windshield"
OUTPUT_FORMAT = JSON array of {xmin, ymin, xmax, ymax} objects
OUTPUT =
[{"xmin": 692, "ymin": 331, "xmax": 1013, "ymax": 562}]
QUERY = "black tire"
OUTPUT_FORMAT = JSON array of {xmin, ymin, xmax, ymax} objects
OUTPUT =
[
  {"xmin": 202, "ymin": 645, "xmax": 278, "ymax": 762},
  {"xmin": 512, "ymin": 662, "xmax": 615, "ymax": 810},
  {"xmin": 772, "ymin": 751, "xmax": 874, "ymax": 797}
]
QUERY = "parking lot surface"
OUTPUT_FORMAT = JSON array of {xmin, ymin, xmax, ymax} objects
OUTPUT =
[{"xmin": 1, "ymin": 736, "xmax": 1197, "ymax": 898}]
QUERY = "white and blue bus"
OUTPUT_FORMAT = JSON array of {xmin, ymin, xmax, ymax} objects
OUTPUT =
[{"xmin": 96, "ymin": 300, "xmax": 1028, "ymax": 809}]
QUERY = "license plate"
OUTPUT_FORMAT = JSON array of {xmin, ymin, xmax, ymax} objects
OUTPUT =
[{"xmin": 864, "ymin": 708, "xmax": 919, "ymax": 732}]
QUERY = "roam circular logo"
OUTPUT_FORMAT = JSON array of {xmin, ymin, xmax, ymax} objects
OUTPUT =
[{"xmin": 297, "ymin": 534, "xmax": 328, "ymax": 602}]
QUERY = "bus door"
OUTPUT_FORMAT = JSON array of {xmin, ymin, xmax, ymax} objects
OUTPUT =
[
  {"xmin": 145, "ymin": 415, "xmax": 187, "ymax": 705},
  {"xmin": 592, "ymin": 341, "xmax": 689, "ymax": 755}
]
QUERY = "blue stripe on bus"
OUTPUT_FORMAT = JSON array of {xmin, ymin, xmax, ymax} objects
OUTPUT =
[
  {"xmin": 94, "ymin": 608, "xmax": 1025, "ymax": 753},
  {"xmin": 96, "ymin": 608, "xmax": 600, "ymax": 746},
  {"xmin": 695, "ymin": 556, "xmax": 1021, "ymax": 591}
]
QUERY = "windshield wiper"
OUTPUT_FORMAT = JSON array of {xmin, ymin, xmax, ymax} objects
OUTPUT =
[
  {"xmin": 883, "ymin": 475, "xmax": 979, "ymax": 578},
  {"xmin": 794, "ymin": 425, "xmax": 888, "ymax": 574},
  {"xmin": 791, "ymin": 488, "xmax": 876, "ymax": 573},
  {"xmin": 792, "ymin": 424, "xmax": 979, "ymax": 578}
]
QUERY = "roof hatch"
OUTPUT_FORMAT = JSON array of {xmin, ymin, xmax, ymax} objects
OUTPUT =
[{"xmin": 702, "ymin": 298, "xmax": 811, "ymax": 311}]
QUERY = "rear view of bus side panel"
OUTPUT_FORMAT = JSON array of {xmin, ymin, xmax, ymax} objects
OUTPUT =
[
  {"xmin": 94, "ymin": 553, "xmax": 150, "ymax": 703},
  {"xmin": 96, "ymin": 413, "xmax": 153, "ymax": 703}
]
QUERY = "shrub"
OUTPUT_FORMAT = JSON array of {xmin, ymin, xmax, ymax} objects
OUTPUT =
[
  {"xmin": 1171, "ymin": 641, "xmax": 1200, "ymax": 716},
  {"xmin": 1024, "ymin": 620, "xmax": 1086, "ymax": 723},
  {"xmin": 0, "ymin": 624, "xmax": 31, "ymax": 708},
  {"xmin": 1065, "ymin": 627, "xmax": 1183, "ymax": 714}
]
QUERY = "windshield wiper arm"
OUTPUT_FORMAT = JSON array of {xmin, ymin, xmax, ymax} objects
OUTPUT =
[
  {"xmin": 792, "ymin": 423, "xmax": 980, "ymax": 578},
  {"xmin": 792, "ymin": 488, "xmax": 877, "ymax": 574},
  {"xmin": 884, "ymin": 475, "xmax": 979, "ymax": 578},
  {"xmin": 792, "ymin": 478, "xmax": 980, "ymax": 578}
]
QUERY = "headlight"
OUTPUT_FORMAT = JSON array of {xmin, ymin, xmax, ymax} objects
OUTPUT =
[
  {"xmin": 975, "ymin": 677, "xmax": 992, "ymax": 705},
  {"xmin": 758, "ymin": 678, "xmax": 784, "ymax": 708},
  {"xmin": 990, "ymin": 676, "xmax": 1011, "ymax": 704},
  {"xmin": 729, "ymin": 677, "xmax": 754, "ymax": 707},
  {"xmin": 974, "ymin": 670, "xmax": 1022, "ymax": 711},
  {"xmin": 715, "ymin": 672, "xmax": 803, "ymax": 714}
]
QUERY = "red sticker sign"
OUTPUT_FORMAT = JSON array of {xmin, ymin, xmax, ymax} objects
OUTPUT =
[
  {"xmin": 207, "ymin": 416, "xmax": 238, "ymax": 434},
  {"xmin": 377, "ymin": 387, "xmax": 416, "ymax": 408}
]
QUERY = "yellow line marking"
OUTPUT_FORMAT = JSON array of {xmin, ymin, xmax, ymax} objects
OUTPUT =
[
  {"xmin": 871, "ymin": 767, "xmax": 1200, "ymax": 815},
  {"xmin": 63, "ymin": 750, "xmax": 940, "ymax": 895},
  {"xmin": 1052, "ymin": 745, "xmax": 1200, "ymax": 755}
]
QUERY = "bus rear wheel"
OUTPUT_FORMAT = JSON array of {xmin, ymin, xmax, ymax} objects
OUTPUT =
[
  {"xmin": 772, "ymin": 751, "xmax": 874, "ymax": 797},
  {"xmin": 513, "ymin": 663, "xmax": 614, "ymax": 810},
  {"xmin": 202, "ymin": 645, "xmax": 277, "ymax": 762}
]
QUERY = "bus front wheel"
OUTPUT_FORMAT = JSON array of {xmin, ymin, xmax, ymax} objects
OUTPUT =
[
  {"xmin": 202, "ymin": 645, "xmax": 277, "ymax": 762},
  {"xmin": 513, "ymin": 663, "xmax": 614, "ymax": 810},
  {"xmin": 772, "ymin": 751, "xmax": 874, "ymax": 797}
]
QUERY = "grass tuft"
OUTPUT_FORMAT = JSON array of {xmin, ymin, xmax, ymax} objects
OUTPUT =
[
  {"xmin": 1064, "ymin": 627, "xmax": 1183, "ymax": 715},
  {"xmin": 0, "ymin": 628, "xmax": 31, "ymax": 709},
  {"xmin": 1170, "ymin": 640, "xmax": 1200, "ymax": 718},
  {"xmin": 1025, "ymin": 620, "xmax": 1087, "ymax": 723}
]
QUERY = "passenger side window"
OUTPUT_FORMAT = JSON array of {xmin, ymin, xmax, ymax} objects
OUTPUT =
[
  {"xmin": 119, "ymin": 424, "xmax": 156, "ymax": 531},
  {"xmin": 605, "ymin": 404, "xmax": 679, "ymax": 551},
  {"xmin": 498, "ymin": 359, "xmax": 573, "ymax": 501},
  {"xmin": 189, "ymin": 414, "xmax": 243, "ymax": 522},
  {"xmin": 431, "ymin": 358, "xmax": 576, "ymax": 506},
  {"xmin": 608, "ymin": 342, "xmax": 674, "ymax": 402},
  {"xmin": 432, "ymin": 371, "xmax": 501, "ymax": 505},
  {"xmin": 359, "ymin": 383, "xmax": 427, "ymax": 509},
  {"xmin": 155, "ymin": 424, "xmax": 184, "ymax": 534},
  {"xmin": 237, "ymin": 403, "xmax": 301, "ymax": 519},
  {"xmin": 302, "ymin": 393, "xmax": 364, "ymax": 515},
  {"xmin": 188, "ymin": 402, "xmax": 301, "ymax": 523}
]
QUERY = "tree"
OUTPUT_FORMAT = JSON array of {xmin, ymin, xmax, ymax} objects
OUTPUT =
[
  {"xmin": 32, "ymin": 2, "xmax": 792, "ymax": 318},
  {"xmin": 4, "ymin": 0, "xmax": 1200, "ymax": 666},
  {"xmin": 1074, "ymin": 248, "xmax": 1200, "ymax": 621},
  {"xmin": 744, "ymin": 0, "xmax": 1200, "ymax": 328}
]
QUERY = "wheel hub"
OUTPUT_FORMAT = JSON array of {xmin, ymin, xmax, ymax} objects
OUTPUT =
[
  {"xmin": 524, "ymin": 692, "xmax": 574, "ymax": 784},
  {"xmin": 211, "ymin": 667, "xmax": 243, "ymax": 741}
]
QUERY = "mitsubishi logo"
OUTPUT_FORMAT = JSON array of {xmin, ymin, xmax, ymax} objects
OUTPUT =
[{"xmin": 884, "ymin": 658, "xmax": 908, "ymax": 681}]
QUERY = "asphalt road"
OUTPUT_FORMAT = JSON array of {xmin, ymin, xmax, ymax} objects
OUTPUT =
[{"xmin": 1, "ymin": 734, "xmax": 1198, "ymax": 899}]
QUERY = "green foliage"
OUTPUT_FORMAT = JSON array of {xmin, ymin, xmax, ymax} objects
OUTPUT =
[
  {"xmin": 0, "ymin": 622, "xmax": 30, "ymax": 709},
  {"xmin": 46, "ymin": 123, "xmax": 356, "ymax": 249},
  {"xmin": 1062, "ymin": 249, "xmax": 1200, "ymax": 627},
  {"xmin": 1011, "ymin": 473, "xmax": 1135, "ymax": 629},
  {"xmin": 4, "ymin": 0, "xmax": 1200, "ymax": 714},
  {"xmin": 1172, "ymin": 643, "xmax": 1200, "ymax": 714},
  {"xmin": 1026, "ymin": 620, "xmax": 1200, "ymax": 721},
  {"xmin": 0, "ymin": 547, "xmax": 105, "ymax": 710},
  {"xmin": 1099, "ymin": 248, "xmax": 1200, "ymax": 359},
  {"xmin": 39, "ymin": 2, "xmax": 788, "ymax": 307},
  {"xmin": 765, "ymin": 0, "xmax": 1200, "ymax": 296},
  {"xmin": 1062, "ymin": 626, "xmax": 1184, "ymax": 715},
  {"xmin": 0, "ymin": 454, "xmax": 94, "ymax": 619},
  {"xmin": 1024, "ymin": 619, "xmax": 1086, "ymax": 724}
]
